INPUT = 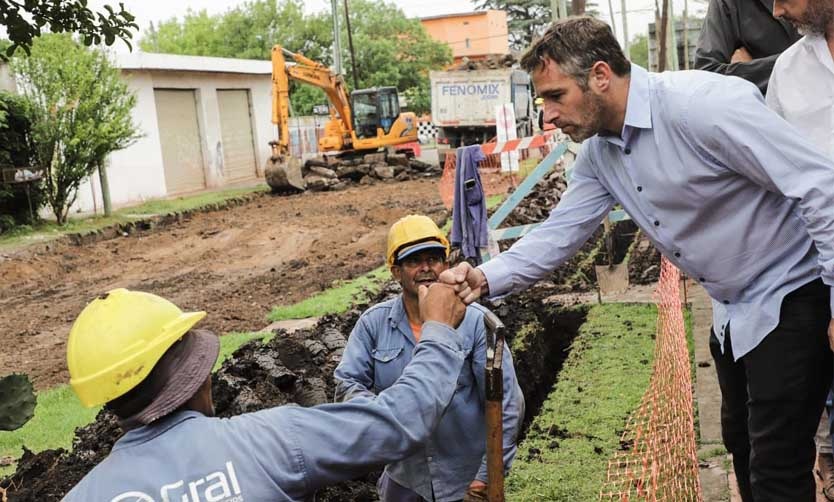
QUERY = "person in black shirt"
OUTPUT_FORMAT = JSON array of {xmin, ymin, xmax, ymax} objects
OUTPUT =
[{"xmin": 694, "ymin": 0, "xmax": 800, "ymax": 95}]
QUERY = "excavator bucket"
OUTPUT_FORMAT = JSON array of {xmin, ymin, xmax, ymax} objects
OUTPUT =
[{"xmin": 265, "ymin": 155, "xmax": 306, "ymax": 193}]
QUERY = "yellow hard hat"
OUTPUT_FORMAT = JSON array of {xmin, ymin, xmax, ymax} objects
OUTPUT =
[
  {"xmin": 386, "ymin": 214, "xmax": 450, "ymax": 268},
  {"xmin": 67, "ymin": 289, "xmax": 206, "ymax": 408}
]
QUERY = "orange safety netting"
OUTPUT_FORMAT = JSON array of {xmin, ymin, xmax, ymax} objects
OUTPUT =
[
  {"xmin": 600, "ymin": 257, "xmax": 702, "ymax": 501},
  {"xmin": 438, "ymin": 144, "xmax": 554, "ymax": 210}
]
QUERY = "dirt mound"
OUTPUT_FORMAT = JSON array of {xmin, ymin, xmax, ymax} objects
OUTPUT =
[
  {"xmin": 450, "ymin": 54, "xmax": 518, "ymax": 71},
  {"xmin": 0, "ymin": 179, "xmax": 445, "ymax": 390},
  {"xmin": 298, "ymin": 154, "xmax": 442, "ymax": 193}
]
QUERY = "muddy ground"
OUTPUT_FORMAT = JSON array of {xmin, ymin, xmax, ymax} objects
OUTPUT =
[
  {"xmin": 0, "ymin": 179, "xmax": 446, "ymax": 390},
  {"xmin": 3, "ymin": 280, "xmax": 589, "ymax": 501}
]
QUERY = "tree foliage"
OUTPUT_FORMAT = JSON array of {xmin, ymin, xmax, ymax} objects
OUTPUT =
[
  {"xmin": 473, "ymin": 0, "xmax": 599, "ymax": 50},
  {"xmin": 10, "ymin": 34, "xmax": 141, "ymax": 224},
  {"xmin": 139, "ymin": 0, "xmax": 450, "ymax": 115},
  {"xmin": 0, "ymin": 0, "xmax": 137, "ymax": 58},
  {"xmin": 0, "ymin": 91, "xmax": 42, "ymax": 231},
  {"xmin": 629, "ymin": 34, "xmax": 649, "ymax": 68}
]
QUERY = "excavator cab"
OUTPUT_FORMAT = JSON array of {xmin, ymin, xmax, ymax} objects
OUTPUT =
[{"xmin": 351, "ymin": 87, "xmax": 401, "ymax": 139}]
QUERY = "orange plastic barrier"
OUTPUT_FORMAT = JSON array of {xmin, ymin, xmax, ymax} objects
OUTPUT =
[{"xmin": 599, "ymin": 258, "xmax": 702, "ymax": 501}]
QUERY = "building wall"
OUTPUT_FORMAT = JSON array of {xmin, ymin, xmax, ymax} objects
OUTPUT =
[
  {"xmin": 421, "ymin": 10, "xmax": 509, "ymax": 60},
  {"xmin": 72, "ymin": 69, "xmax": 273, "ymax": 215}
]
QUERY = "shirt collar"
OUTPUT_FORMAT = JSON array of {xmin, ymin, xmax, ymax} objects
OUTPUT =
[
  {"xmin": 805, "ymin": 34, "xmax": 834, "ymax": 76},
  {"xmin": 389, "ymin": 295, "xmax": 417, "ymax": 344},
  {"xmin": 622, "ymin": 64, "xmax": 653, "ymax": 132},
  {"xmin": 112, "ymin": 410, "xmax": 203, "ymax": 452}
]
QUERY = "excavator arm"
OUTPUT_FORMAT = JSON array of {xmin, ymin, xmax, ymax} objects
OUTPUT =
[{"xmin": 271, "ymin": 45, "xmax": 353, "ymax": 156}]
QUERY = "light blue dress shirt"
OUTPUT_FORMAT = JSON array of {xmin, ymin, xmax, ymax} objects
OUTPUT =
[
  {"xmin": 62, "ymin": 322, "xmax": 466, "ymax": 502},
  {"xmin": 480, "ymin": 64, "xmax": 834, "ymax": 360},
  {"xmin": 334, "ymin": 296, "xmax": 524, "ymax": 501}
]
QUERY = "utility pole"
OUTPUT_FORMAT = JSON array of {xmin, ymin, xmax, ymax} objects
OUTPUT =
[
  {"xmin": 658, "ymin": 0, "xmax": 669, "ymax": 72},
  {"xmin": 97, "ymin": 161, "xmax": 112, "ymax": 216},
  {"xmin": 330, "ymin": 0, "xmax": 342, "ymax": 75},
  {"xmin": 668, "ymin": 0, "xmax": 679, "ymax": 70},
  {"xmin": 683, "ymin": 0, "xmax": 690, "ymax": 69},
  {"xmin": 343, "ymin": 0, "xmax": 359, "ymax": 90},
  {"xmin": 607, "ymin": 0, "xmax": 617, "ymax": 38},
  {"xmin": 621, "ymin": 0, "xmax": 630, "ymax": 58}
]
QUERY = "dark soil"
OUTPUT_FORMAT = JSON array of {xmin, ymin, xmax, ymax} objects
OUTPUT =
[{"xmin": 1, "ymin": 279, "xmax": 588, "ymax": 501}]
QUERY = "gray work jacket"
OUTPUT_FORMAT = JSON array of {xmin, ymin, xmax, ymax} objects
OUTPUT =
[{"xmin": 62, "ymin": 321, "xmax": 465, "ymax": 502}]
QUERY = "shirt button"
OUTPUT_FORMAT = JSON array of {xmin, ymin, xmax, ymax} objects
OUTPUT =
[
  {"xmin": 636, "ymin": 186, "xmax": 643, "ymax": 192},
  {"xmin": 723, "ymin": 300, "xmax": 730, "ymax": 305},
  {"xmin": 653, "ymin": 220, "xmax": 660, "ymax": 226},
  {"xmin": 624, "ymin": 148, "xmax": 632, "ymax": 154},
  {"xmin": 699, "ymin": 277, "xmax": 705, "ymax": 282},
  {"xmin": 427, "ymin": 456, "xmax": 433, "ymax": 462},
  {"xmin": 674, "ymin": 252, "xmax": 681, "ymax": 258}
]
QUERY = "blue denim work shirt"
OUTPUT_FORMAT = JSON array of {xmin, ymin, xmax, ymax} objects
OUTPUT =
[
  {"xmin": 480, "ymin": 64, "xmax": 834, "ymax": 361},
  {"xmin": 334, "ymin": 296, "xmax": 524, "ymax": 501},
  {"xmin": 63, "ymin": 322, "xmax": 467, "ymax": 502}
]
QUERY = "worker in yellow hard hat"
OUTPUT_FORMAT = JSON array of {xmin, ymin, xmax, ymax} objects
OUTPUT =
[
  {"xmin": 334, "ymin": 214, "xmax": 525, "ymax": 502},
  {"xmin": 63, "ymin": 285, "xmax": 469, "ymax": 501}
]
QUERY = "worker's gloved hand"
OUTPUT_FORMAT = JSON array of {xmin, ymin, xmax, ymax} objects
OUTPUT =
[
  {"xmin": 418, "ymin": 283, "xmax": 466, "ymax": 329},
  {"xmin": 462, "ymin": 480, "xmax": 488, "ymax": 501},
  {"xmin": 438, "ymin": 262, "xmax": 488, "ymax": 305}
]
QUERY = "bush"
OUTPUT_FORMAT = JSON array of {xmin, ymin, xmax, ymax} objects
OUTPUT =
[{"xmin": 0, "ymin": 91, "xmax": 42, "ymax": 232}]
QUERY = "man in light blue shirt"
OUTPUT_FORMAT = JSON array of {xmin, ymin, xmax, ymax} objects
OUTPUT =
[
  {"xmin": 442, "ymin": 17, "xmax": 834, "ymax": 501},
  {"xmin": 335, "ymin": 214, "xmax": 523, "ymax": 502},
  {"xmin": 62, "ymin": 285, "xmax": 469, "ymax": 502}
]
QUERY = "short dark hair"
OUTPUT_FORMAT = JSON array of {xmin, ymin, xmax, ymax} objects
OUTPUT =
[{"xmin": 520, "ymin": 17, "xmax": 631, "ymax": 89}]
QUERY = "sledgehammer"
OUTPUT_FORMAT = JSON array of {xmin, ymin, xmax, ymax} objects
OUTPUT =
[{"xmin": 484, "ymin": 309, "xmax": 506, "ymax": 502}]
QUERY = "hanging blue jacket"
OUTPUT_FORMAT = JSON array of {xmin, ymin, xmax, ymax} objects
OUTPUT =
[
  {"xmin": 451, "ymin": 144, "xmax": 489, "ymax": 262},
  {"xmin": 334, "ymin": 296, "xmax": 524, "ymax": 502},
  {"xmin": 62, "ymin": 322, "xmax": 466, "ymax": 502}
]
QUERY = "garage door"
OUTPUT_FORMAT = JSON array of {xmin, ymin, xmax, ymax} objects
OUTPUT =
[
  {"xmin": 154, "ymin": 89, "xmax": 206, "ymax": 194},
  {"xmin": 217, "ymin": 89, "xmax": 258, "ymax": 182}
]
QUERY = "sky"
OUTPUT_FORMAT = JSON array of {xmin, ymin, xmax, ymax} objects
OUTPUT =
[{"xmin": 84, "ymin": 0, "xmax": 709, "ymax": 54}]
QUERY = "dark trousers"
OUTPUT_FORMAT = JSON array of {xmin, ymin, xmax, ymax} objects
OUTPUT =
[{"xmin": 710, "ymin": 279, "xmax": 832, "ymax": 502}]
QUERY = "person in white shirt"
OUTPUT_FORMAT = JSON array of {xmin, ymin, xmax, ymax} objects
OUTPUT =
[{"xmin": 768, "ymin": 0, "xmax": 834, "ymax": 498}]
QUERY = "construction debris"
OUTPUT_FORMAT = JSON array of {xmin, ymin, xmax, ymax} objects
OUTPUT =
[
  {"xmin": 269, "ymin": 153, "xmax": 441, "ymax": 194},
  {"xmin": 451, "ymin": 54, "xmax": 518, "ymax": 71}
]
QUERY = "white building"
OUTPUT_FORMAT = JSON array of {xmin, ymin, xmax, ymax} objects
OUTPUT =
[{"xmin": 67, "ymin": 52, "xmax": 275, "ymax": 214}]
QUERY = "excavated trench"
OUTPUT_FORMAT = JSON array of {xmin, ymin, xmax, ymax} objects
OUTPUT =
[{"xmin": 3, "ymin": 280, "xmax": 589, "ymax": 501}]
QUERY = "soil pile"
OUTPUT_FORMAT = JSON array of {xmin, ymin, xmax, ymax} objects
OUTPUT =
[
  {"xmin": 450, "ymin": 54, "xmax": 518, "ymax": 71},
  {"xmin": 300, "ymin": 154, "xmax": 442, "ymax": 193}
]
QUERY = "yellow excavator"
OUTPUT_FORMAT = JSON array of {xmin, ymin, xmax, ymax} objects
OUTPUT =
[{"xmin": 265, "ymin": 45, "xmax": 419, "ymax": 192}]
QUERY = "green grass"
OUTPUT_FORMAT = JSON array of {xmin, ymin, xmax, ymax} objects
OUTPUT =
[
  {"xmin": 506, "ymin": 303, "xmax": 659, "ymax": 501},
  {"xmin": 267, "ymin": 266, "xmax": 390, "ymax": 321},
  {"xmin": 0, "ymin": 385, "xmax": 98, "ymax": 477},
  {"xmin": 0, "ymin": 329, "xmax": 274, "ymax": 476},
  {"xmin": 0, "ymin": 184, "xmax": 269, "ymax": 250}
]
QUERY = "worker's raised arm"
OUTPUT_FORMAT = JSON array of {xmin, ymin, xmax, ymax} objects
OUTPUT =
[{"xmin": 243, "ymin": 284, "xmax": 468, "ymax": 499}]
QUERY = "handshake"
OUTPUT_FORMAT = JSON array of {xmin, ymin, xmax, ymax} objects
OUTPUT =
[{"xmin": 419, "ymin": 262, "xmax": 488, "ymax": 329}]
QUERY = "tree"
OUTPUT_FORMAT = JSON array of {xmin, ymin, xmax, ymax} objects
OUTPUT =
[
  {"xmin": 0, "ymin": 0, "xmax": 137, "ymax": 58},
  {"xmin": 10, "ymin": 34, "xmax": 141, "ymax": 224},
  {"xmin": 473, "ymin": 0, "xmax": 599, "ymax": 50},
  {"xmin": 138, "ymin": 0, "xmax": 450, "ymax": 116},
  {"xmin": 629, "ymin": 33, "xmax": 649, "ymax": 68}
]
